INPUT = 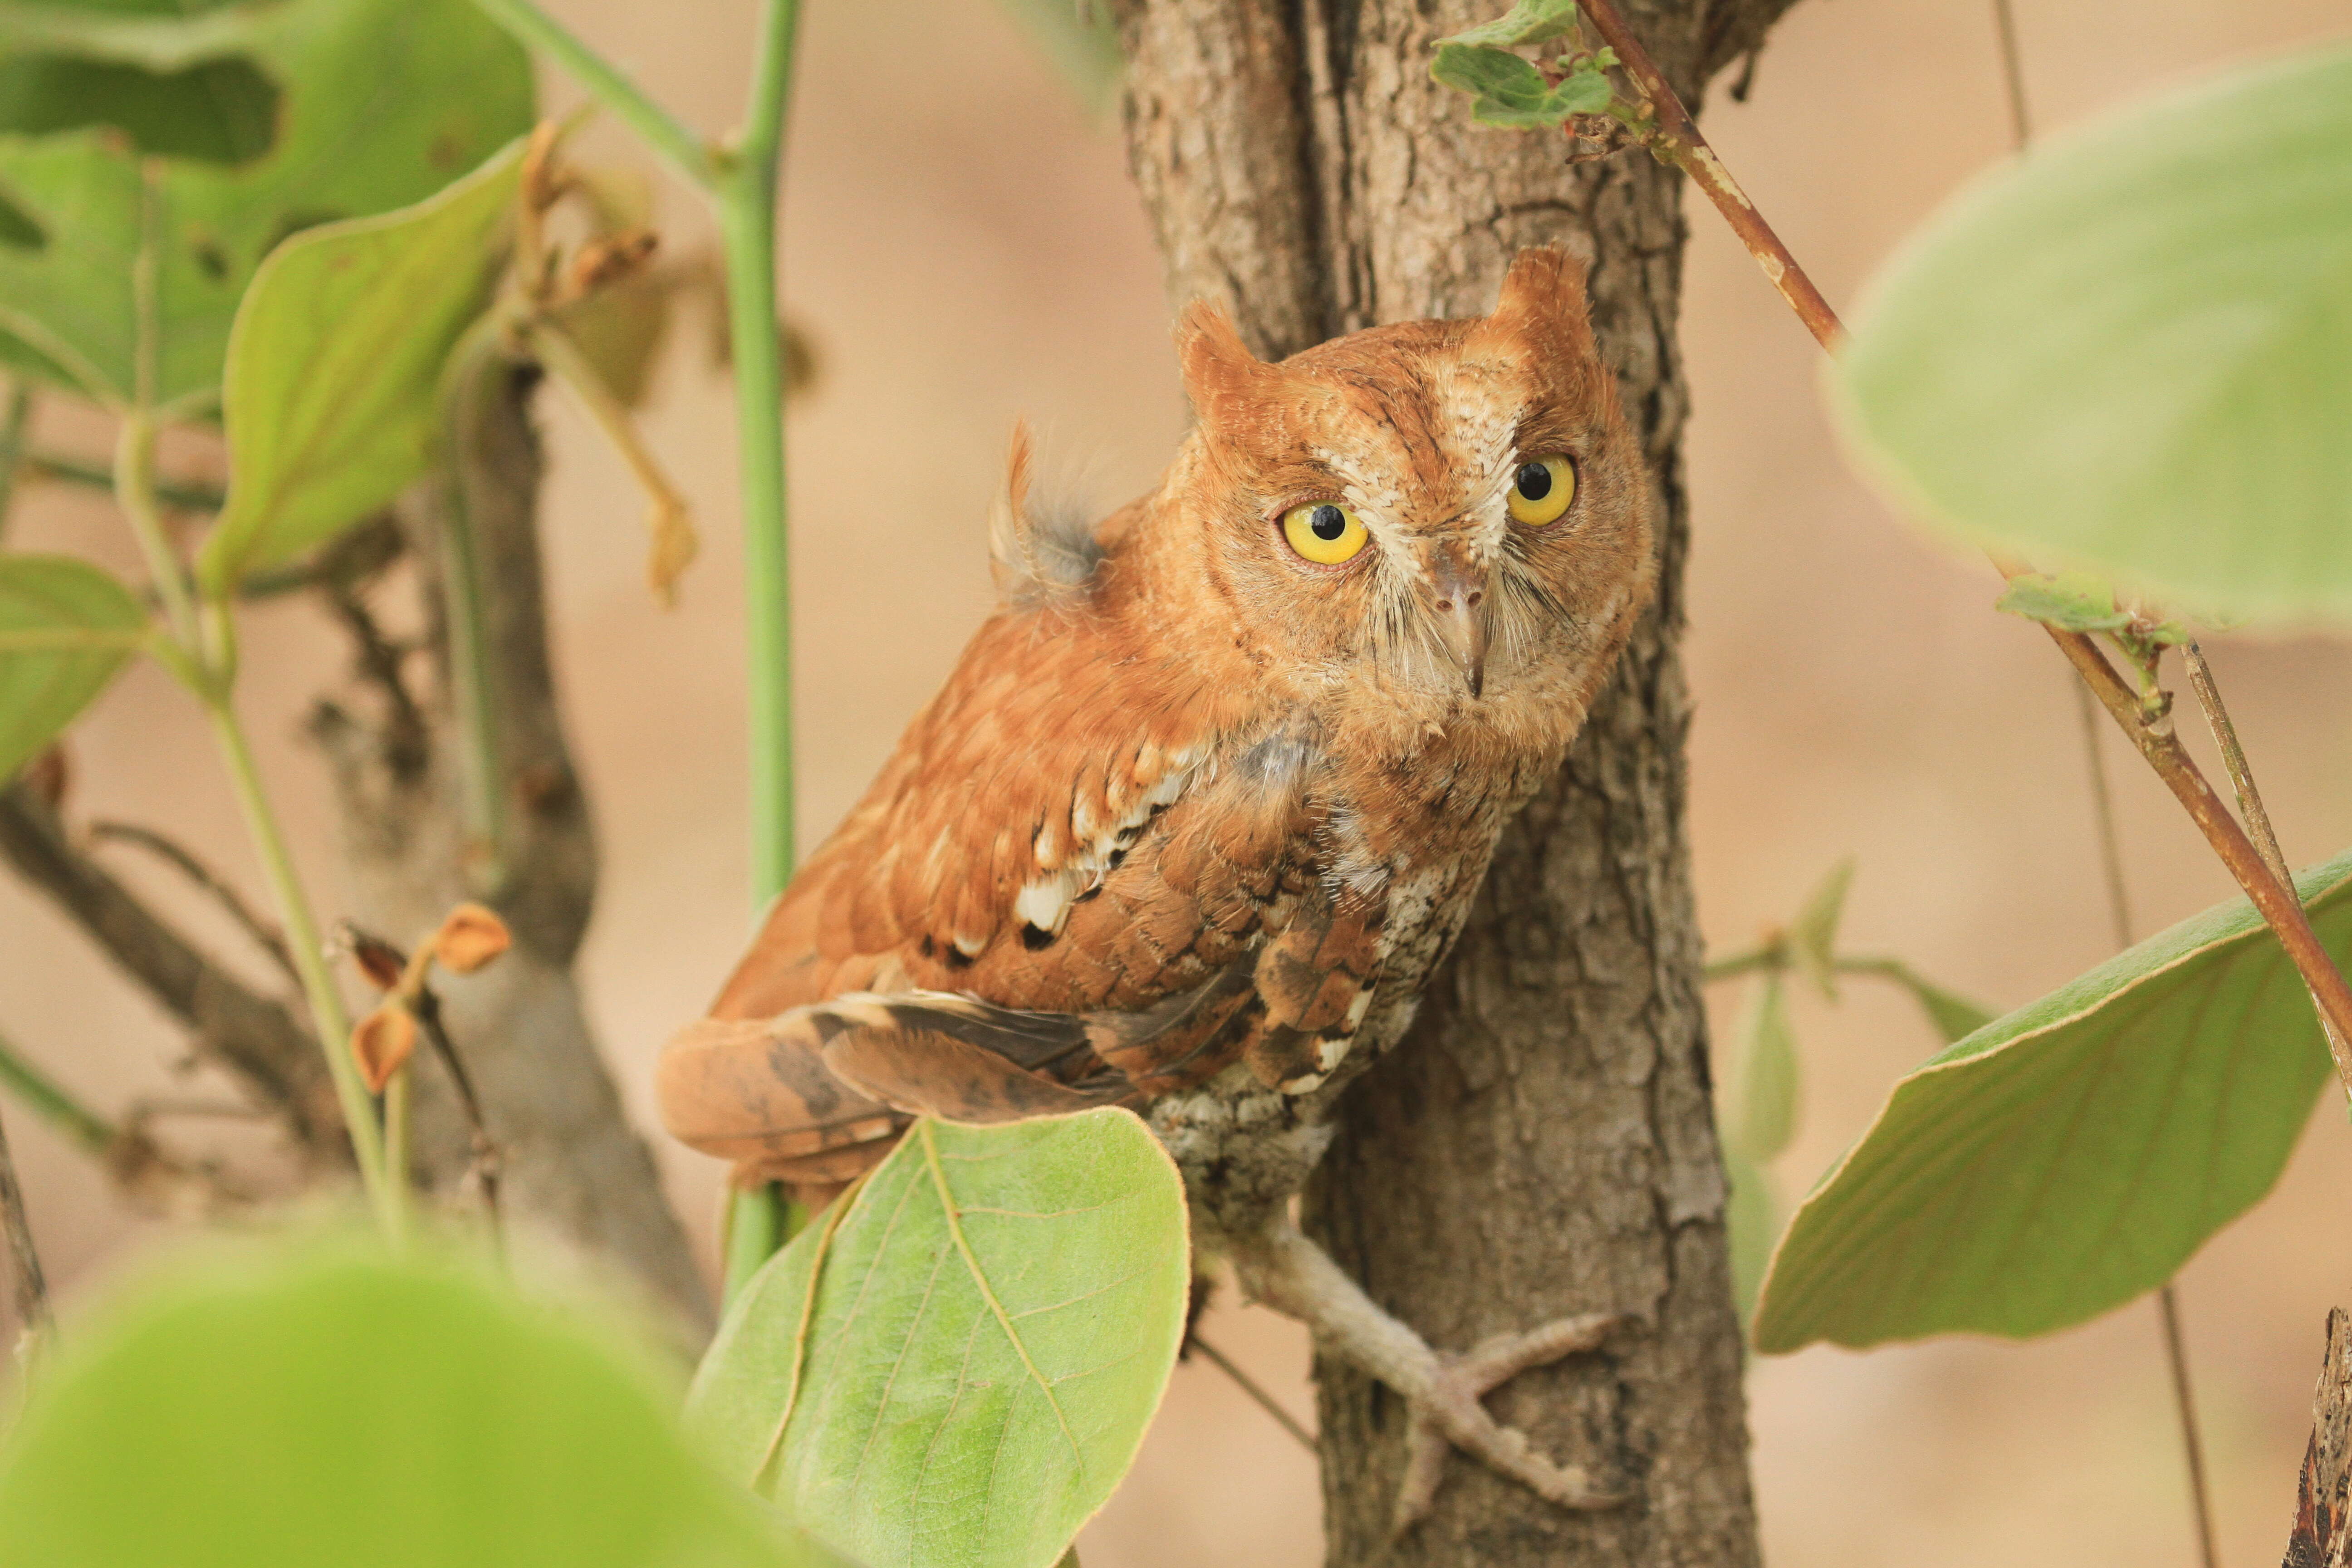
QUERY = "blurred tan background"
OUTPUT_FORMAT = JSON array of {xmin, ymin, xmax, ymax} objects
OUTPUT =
[{"xmin": 5, "ymin": 0, "xmax": 2352, "ymax": 1562}]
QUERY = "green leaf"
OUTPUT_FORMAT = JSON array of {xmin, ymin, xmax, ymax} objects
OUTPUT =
[
  {"xmin": 0, "ymin": 1240, "xmax": 806, "ymax": 1568},
  {"xmin": 0, "ymin": 52, "xmax": 278, "ymax": 165},
  {"xmin": 0, "ymin": 553, "xmax": 143, "ymax": 781},
  {"xmin": 1994, "ymin": 571, "xmax": 2133, "ymax": 635},
  {"xmin": 992, "ymin": 0, "xmax": 1123, "ymax": 116},
  {"xmin": 1881, "ymin": 962, "xmax": 1999, "ymax": 1044},
  {"xmin": 1788, "ymin": 856, "xmax": 1854, "ymax": 1000},
  {"xmin": 196, "ymin": 140, "xmax": 520, "ymax": 591},
  {"xmin": 1721, "ymin": 1138, "xmax": 1775, "ymax": 1326},
  {"xmin": 1737, "ymin": 971, "xmax": 1799, "ymax": 1162},
  {"xmin": 1754, "ymin": 845, "xmax": 2352, "ymax": 1353},
  {"xmin": 0, "ymin": 0, "xmax": 533, "ymax": 411},
  {"xmin": 1430, "ymin": 43, "xmax": 1612, "ymax": 129},
  {"xmin": 1436, "ymin": 0, "xmax": 1583, "ymax": 48},
  {"xmin": 688, "ymin": 1110, "xmax": 1192, "ymax": 1568},
  {"xmin": 1833, "ymin": 44, "xmax": 2352, "ymax": 626}
]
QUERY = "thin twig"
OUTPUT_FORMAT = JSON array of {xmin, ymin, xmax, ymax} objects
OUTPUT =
[
  {"xmin": 0, "ymin": 1103, "xmax": 50, "ymax": 1349},
  {"xmin": 2070, "ymin": 685, "xmax": 2136, "ymax": 950},
  {"xmin": 0, "ymin": 784, "xmax": 341, "ymax": 1154},
  {"xmin": 1575, "ymin": 0, "xmax": 1841, "ymax": 348},
  {"xmin": 2073, "ymin": 656, "xmax": 2222, "ymax": 1568},
  {"xmin": 1989, "ymin": 0, "xmax": 2033, "ymax": 152},
  {"xmin": 2184, "ymin": 639, "xmax": 2352, "ymax": 1083},
  {"xmin": 410, "ymin": 986, "xmax": 504, "ymax": 1240},
  {"xmin": 88, "ymin": 819, "xmax": 296, "ymax": 985},
  {"xmin": 0, "ymin": 1026, "xmax": 117, "ymax": 1157},
  {"xmin": 2041, "ymin": 619, "xmax": 2352, "ymax": 1082},
  {"xmin": 1566, "ymin": 0, "xmax": 2352, "ymax": 1083},
  {"xmin": 468, "ymin": 0, "xmax": 717, "ymax": 188},
  {"xmin": 21, "ymin": 447, "xmax": 223, "ymax": 513},
  {"xmin": 1188, "ymin": 1331, "xmax": 1315, "ymax": 1454},
  {"xmin": 2156, "ymin": 1284, "xmax": 2224, "ymax": 1568},
  {"xmin": 340, "ymin": 922, "xmax": 505, "ymax": 1239},
  {"xmin": 522, "ymin": 318, "xmax": 696, "ymax": 603}
]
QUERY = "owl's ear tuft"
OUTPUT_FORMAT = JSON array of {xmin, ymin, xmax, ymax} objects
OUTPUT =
[
  {"xmin": 1478, "ymin": 246, "xmax": 1598, "ymax": 355},
  {"xmin": 1176, "ymin": 300, "xmax": 1274, "ymax": 419},
  {"xmin": 989, "ymin": 419, "xmax": 1103, "ymax": 608}
]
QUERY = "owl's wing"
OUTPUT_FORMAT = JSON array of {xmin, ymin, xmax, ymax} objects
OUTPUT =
[{"xmin": 656, "ymin": 603, "xmax": 1385, "ymax": 1186}]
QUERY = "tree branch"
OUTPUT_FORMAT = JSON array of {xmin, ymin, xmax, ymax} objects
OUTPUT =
[
  {"xmin": 0, "ymin": 1102, "xmax": 49, "ymax": 1351},
  {"xmin": 0, "ymin": 784, "xmax": 343, "ymax": 1158}
]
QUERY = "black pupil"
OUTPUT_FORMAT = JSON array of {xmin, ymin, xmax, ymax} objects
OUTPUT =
[
  {"xmin": 1309, "ymin": 504, "xmax": 1347, "ymax": 540},
  {"xmin": 1515, "ymin": 461, "xmax": 1553, "ymax": 500}
]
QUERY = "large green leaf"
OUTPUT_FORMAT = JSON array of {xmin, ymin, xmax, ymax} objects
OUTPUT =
[
  {"xmin": 0, "ymin": 0, "xmax": 532, "ymax": 411},
  {"xmin": 688, "ymin": 1111, "xmax": 1191, "ymax": 1568},
  {"xmin": 0, "ymin": 1241, "xmax": 804, "ymax": 1568},
  {"xmin": 197, "ymin": 140, "xmax": 519, "ymax": 591},
  {"xmin": 1833, "ymin": 44, "xmax": 2352, "ymax": 625},
  {"xmin": 1753, "ymin": 847, "xmax": 2352, "ymax": 1353},
  {"xmin": 0, "ymin": 552, "xmax": 143, "ymax": 781}
]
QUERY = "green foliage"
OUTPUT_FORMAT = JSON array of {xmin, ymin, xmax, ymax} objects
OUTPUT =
[
  {"xmin": 197, "ymin": 140, "xmax": 523, "ymax": 593},
  {"xmin": 1737, "ymin": 973, "xmax": 1799, "ymax": 1162},
  {"xmin": 1788, "ymin": 854, "xmax": 1853, "ymax": 1000},
  {"xmin": 1833, "ymin": 44, "xmax": 2352, "ymax": 626},
  {"xmin": 1754, "ymin": 846, "xmax": 2352, "ymax": 1353},
  {"xmin": 0, "ymin": 0, "xmax": 532, "ymax": 410},
  {"xmin": 0, "ymin": 553, "xmax": 143, "ymax": 781},
  {"xmin": 0, "ymin": 52, "xmax": 277, "ymax": 165},
  {"xmin": 1429, "ymin": 42, "xmax": 1613, "ymax": 129},
  {"xmin": 992, "ymin": 0, "xmax": 1123, "ymax": 116},
  {"xmin": 1722, "ymin": 1139, "xmax": 1774, "ymax": 1323},
  {"xmin": 689, "ymin": 1112, "xmax": 1192, "ymax": 1568},
  {"xmin": 1869, "ymin": 962, "xmax": 1997, "ymax": 1044},
  {"xmin": 1438, "ymin": 0, "xmax": 1583, "ymax": 47},
  {"xmin": 1708, "ymin": 861, "xmax": 1998, "ymax": 1327},
  {"xmin": 0, "ymin": 1240, "xmax": 806, "ymax": 1568}
]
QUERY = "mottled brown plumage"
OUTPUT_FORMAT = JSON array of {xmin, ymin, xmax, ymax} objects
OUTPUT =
[{"xmin": 657, "ymin": 248, "xmax": 1656, "ymax": 1524}]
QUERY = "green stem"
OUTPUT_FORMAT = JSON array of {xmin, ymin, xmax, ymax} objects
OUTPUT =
[
  {"xmin": 468, "ymin": 0, "xmax": 716, "ymax": 187},
  {"xmin": 204, "ymin": 691, "xmax": 392, "ymax": 1229},
  {"xmin": 719, "ymin": 184, "xmax": 794, "ymax": 906},
  {"xmin": 1701, "ymin": 945, "xmax": 1784, "ymax": 983},
  {"xmin": 114, "ymin": 413, "xmax": 203, "ymax": 657},
  {"xmin": 436, "ymin": 319, "xmax": 511, "ymax": 891},
  {"xmin": 24, "ymin": 448, "xmax": 222, "ymax": 513},
  {"xmin": 477, "ymin": 0, "xmax": 805, "ymax": 1298},
  {"xmin": 718, "ymin": 0, "xmax": 804, "ymax": 1302},
  {"xmin": 383, "ymin": 1065, "xmax": 412, "ymax": 1250},
  {"xmin": 0, "ymin": 1028, "xmax": 116, "ymax": 1156}
]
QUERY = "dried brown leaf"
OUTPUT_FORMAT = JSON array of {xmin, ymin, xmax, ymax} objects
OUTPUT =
[
  {"xmin": 351, "ymin": 1004, "xmax": 417, "ymax": 1095},
  {"xmin": 431, "ymin": 902, "xmax": 512, "ymax": 975}
]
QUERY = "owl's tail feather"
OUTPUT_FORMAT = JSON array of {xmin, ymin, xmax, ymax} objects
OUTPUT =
[{"xmin": 654, "ymin": 958, "xmax": 1267, "ymax": 1190}]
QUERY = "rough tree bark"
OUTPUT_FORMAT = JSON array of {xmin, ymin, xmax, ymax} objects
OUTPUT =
[
  {"xmin": 309, "ymin": 359, "xmax": 707, "ymax": 1330},
  {"xmin": 1114, "ymin": 2, "xmax": 1798, "ymax": 1563}
]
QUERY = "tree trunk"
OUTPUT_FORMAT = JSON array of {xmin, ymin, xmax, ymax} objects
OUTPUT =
[
  {"xmin": 309, "ymin": 360, "xmax": 708, "ymax": 1333},
  {"xmin": 1114, "ymin": 2, "xmax": 1797, "ymax": 1562}
]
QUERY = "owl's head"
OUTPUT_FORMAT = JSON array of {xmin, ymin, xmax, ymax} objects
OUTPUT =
[{"xmin": 1152, "ymin": 248, "xmax": 1653, "ymax": 727}]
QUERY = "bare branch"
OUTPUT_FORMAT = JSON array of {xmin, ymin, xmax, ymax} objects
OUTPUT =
[
  {"xmin": 0, "ymin": 783, "xmax": 343, "ymax": 1159},
  {"xmin": 88, "ymin": 819, "xmax": 295, "ymax": 985},
  {"xmin": 0, "ymin": 1105, "xmax": 49, "ymax": 1350}
]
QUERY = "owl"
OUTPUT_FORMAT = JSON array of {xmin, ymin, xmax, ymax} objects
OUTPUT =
[{"xmin": 658, "ymin": 248, "xmax": 1656, "ymax": 1526}]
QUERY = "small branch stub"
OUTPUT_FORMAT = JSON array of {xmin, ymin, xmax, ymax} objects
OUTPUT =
[{"xmin": 2285, "ymin": 1307, "xmax": 2352, "ymax": 1568}]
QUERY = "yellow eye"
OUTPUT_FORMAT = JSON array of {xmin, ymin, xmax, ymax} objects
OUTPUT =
[
  {"xmin": 1280, "ymin": 501, "xmax": 1369, "ymax": 566},
  {"xmin": 1506, "ymin": 455, "xmax": 1576, "ymax": 526}
]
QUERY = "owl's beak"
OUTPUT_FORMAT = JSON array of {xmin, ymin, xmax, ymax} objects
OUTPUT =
[{"xmin": 1427, "ymin": 564, "xmax": 1490, "ymax": 697}]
